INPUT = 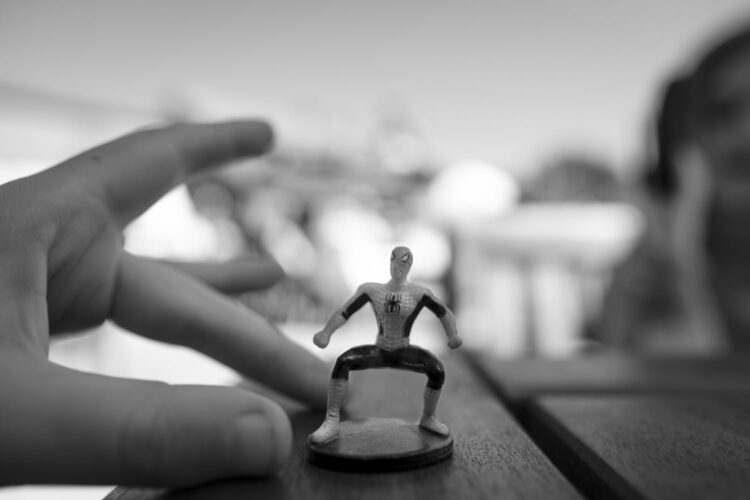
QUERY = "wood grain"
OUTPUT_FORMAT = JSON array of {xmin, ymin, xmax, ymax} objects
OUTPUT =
[
  {"xmin": 105, "ymin": 354, "xmax": 581, "ymax": 500},
  {"xmin": 526, "ymin": 395, "xmax": 750, "ymax": 500},
  {"xmin": 470, "ymin": 352, "xmax": 750, "ymax": 408}
]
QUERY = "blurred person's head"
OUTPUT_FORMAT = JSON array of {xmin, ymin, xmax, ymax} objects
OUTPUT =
[
  {"xmin": 390, "ymin": 246, "xmax": 413, "ymax": 282},
  {"xmin": 692, "ymin": 24, "xmax": 750, "ymax": 201}
]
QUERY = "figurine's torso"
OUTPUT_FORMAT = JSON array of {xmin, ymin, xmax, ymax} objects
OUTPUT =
[{"xmin": 344, "ymin": 281, "xmax": 446, "ymax": 350}]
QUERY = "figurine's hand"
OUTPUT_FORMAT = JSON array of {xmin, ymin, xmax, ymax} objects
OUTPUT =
[
  {"xmin": 447, "ymin": 336, "xmax": 463, "ymax": 349},
  {"xmin": 0, "ymin": 122, "xmax": 330, "ymax": 488},
  {"xmin": 313, "ymin": 330, "xmax": 332, "ymax": 349}
]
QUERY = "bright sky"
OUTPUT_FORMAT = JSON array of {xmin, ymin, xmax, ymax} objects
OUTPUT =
[{"xmin": 1, "ymin": 1, "xmax": 748, "ymax": 172}]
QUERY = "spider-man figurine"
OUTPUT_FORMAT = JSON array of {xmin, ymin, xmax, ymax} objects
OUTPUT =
[{"xmin": 309, "ymin": 246, "xmax": 462, "ymax": 444}]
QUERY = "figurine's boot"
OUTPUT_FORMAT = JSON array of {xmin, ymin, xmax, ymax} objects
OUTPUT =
[
  {"xmin": 418, "ymin": 387, "xmax": 450, "ymax": 436},
  {"xmin": 309, "ymin": 378, "xmax": 348, "ymax": 444}
]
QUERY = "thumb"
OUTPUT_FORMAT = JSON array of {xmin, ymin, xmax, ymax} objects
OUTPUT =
[{"xmin": 0, "ymin": 359, "xmax": 291, "ymax": 487}]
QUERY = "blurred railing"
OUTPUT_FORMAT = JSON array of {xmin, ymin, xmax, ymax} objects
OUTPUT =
[{"xmin": 454, "ymin": 203, "xmax": 641, "ymax": 357}]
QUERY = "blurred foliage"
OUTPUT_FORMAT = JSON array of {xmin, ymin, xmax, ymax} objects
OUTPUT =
[{"xmin": 523, "ymin": 154, "xmax": 624, "ymax": 203}]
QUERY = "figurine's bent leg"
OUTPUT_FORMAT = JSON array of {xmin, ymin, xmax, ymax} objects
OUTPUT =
[
  {"xmin": 396, "ymin": 346, "xmax": 449, "ymax": 436},
  {"xmin": 309, "ymin": 378, "xmax": 348, "ymax": 444},
  {"xmin": 419, "ymin": 386, "xmax": 449, "ymax": 436},
  {"xmin": 309, "ymin": 345, "xmax": 384, "ymax": 444}
]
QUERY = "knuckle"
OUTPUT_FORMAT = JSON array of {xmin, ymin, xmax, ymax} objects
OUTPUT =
[
  {"xmin": 0, "ymin": 179, "xmax": 56, "ymax": 247},
  {"xmin": 58, "ymin": 194, "xmax": 114, "ymax": 234},
  {"xmin": 116, "ymin": 384, "xmax": 173, "ymax": 484},
  {"xmin": 117, "ymin": 382, "xmax": 201, "ymax": 485}
]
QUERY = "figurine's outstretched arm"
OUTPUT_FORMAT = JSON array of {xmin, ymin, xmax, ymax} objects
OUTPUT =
[
  {"xmin": 313, "ymin": 285, "xmax": 371, "ymax": 349},
  {"xmin": 423, "ymin": 291, "xmax": 462, "ymax": 349}
]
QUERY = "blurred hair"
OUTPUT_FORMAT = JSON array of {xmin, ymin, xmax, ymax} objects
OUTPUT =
[
  {"xmin": 643, "ymin": 76, "xmax": 693, "ymax": 200},
  {"xmin": 691, "ymin": 22, "xmax": 750, "ymax": 122},
  {"xmin": 642, "ymin": 22, "xmax": 750, "ymax": 199}
]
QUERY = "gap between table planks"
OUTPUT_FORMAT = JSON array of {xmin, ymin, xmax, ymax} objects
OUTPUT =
[{"xmin": 469, "ymin": 352, "xmax": 750, "ymax": 413}]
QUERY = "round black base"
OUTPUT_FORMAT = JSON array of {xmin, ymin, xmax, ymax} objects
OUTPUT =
[{"xmin": 306, "ymin": 417, "xmax": 453, "ymax": 472}]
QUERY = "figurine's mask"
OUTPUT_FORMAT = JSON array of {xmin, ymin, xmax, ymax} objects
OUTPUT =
[{"xmin": 390, "ymin": 246, "xmax": 413, "ymax": 281}]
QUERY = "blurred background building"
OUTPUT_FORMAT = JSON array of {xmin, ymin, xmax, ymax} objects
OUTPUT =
[{"xmin": 1, "ymin": 2, "xmax": 750, "ymax": 496}]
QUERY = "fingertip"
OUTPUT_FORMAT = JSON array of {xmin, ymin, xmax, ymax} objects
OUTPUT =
[
  {"xmin": 236, "ymin": 120, "xmax": 274, "ymax": 156},
  {"xmin": 233, "ymin": 398, "xmax": 292, "ymax": 475},
  {"xmin": 264, "ymin": 399, "xmax": 293, "ymax": 469},
  {"xmin": 231, "ymin": 256, "xmax": 285, "ymax": 291},
  {"xmin": 116, "ymin": 384, "xmax": 292, "ymax": 486},
  {"xmin": 264, "ymin": 258, "xmax": 286, "ymax": 285}
]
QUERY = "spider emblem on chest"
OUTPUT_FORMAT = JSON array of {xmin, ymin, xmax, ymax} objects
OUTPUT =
[{"xmin": 384, "ymin": 292, "xmax": 402, "ymax": 316}]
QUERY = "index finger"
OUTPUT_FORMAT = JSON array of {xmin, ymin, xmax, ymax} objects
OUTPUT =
[
  {"xmin": 112, "ymin": 253, "xmax": 330, "ymax": 410},
  {"xmin": 48, "ymin": 120, "xmax": 273, "ymax": 225}
]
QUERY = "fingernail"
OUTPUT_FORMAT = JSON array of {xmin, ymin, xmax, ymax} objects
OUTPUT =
[{"xmin": 233, "ymin": 406, "xmax": 291, "ymax": 475}]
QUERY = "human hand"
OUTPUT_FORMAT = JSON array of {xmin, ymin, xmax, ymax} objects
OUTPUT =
[
  {"xmin": 313, "ymin": 330, "xmax": 331, "ymax": 349},
  {"xmin": 0, "ymin": 121, "xmax": 330, "ymax": 487},
  {"xmin": 447, "ymin": 336, "xmax": 463, "ymax": 349}
]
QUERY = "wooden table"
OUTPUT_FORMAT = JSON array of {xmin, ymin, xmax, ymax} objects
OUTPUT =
[
  {"xmin": 470, "ymin": 352, "xmax": 750, "ymax": 499},
  {"xmin": 107, "ymin": 352, "xmax": 750, "ymax": 500},
  {"xmin": 106, "ymin": 354, "xmax": 581, "ymax": 500},
  {"xmin": 526, "ymin": 395, "xmax": 750, "ymax": 500}
]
